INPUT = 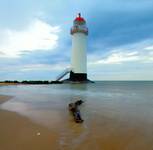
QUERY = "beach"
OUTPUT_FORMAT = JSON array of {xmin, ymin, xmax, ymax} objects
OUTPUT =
[
  {"xmin": 0, "ymin": 82, "xmax": 153, "ymax": 150},
  {"xmin": 0, "ymin": 95, "xmax": 59, "ymax": 150}
]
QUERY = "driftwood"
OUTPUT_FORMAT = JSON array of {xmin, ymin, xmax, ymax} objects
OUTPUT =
[{"xmin": 68, "ymin": 100, "xmax": 84, "ymax": 123}]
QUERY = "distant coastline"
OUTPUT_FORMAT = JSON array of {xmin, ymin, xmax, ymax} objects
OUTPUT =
[
  {"xmin": 0, "ymin": 80, "xmax": 152, "ymax": 86},
  {"xmin": 0, "ymin": 80, "xmax": 63, "ymax": 85}
]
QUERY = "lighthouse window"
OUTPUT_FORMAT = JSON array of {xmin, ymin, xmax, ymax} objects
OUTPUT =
[{"xmin": 73, "ymin": 25, "xmax": 77, "ymax": 28}]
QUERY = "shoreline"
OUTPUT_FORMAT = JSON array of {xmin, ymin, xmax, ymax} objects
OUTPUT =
[{"xmin": 0, "ymin": 95, "xmax": 14, "ymax": 104}]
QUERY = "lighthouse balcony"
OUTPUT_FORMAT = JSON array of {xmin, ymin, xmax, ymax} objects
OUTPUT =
[{"xmin": 71, "ymin": 27, "xmax": 88, "ymax": 35}]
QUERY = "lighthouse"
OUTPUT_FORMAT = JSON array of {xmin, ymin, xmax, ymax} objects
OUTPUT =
[
  {"xmin": 69, "ymin": 13, "xmax": 88, "ymax": 82},
  {"xmin": 53, "ymin": 13, "xmax": 92, "ymax": 83}
]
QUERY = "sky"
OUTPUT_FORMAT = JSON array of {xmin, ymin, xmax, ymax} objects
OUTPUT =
[{"xmin": 0, "ymin": 0, "xmax": 153, "ymax": 81}]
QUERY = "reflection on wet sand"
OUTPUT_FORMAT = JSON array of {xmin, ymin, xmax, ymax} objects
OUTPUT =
[
  {"xmin": 1, "ymin": 106, "xmax": 153, "ymax": 150},
  {"xmin": 0, "ymin": 110, "xmax": 60, "ymax": 150},
  {"xmin": 0, "ymin": 82, "xmax": 153, "ymax": 150},
  {"xmin": 0, "ymin": 95, "xmax": 59, "ymax": 150}
]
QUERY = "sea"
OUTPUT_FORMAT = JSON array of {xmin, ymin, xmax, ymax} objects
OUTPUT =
[{"xmin": 0, "ymin": 81, "xmax": 153, "ymax": 149}]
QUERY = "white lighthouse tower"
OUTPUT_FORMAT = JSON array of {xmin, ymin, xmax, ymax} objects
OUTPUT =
[{"xmin": 69, "ymin": 13, "xmax": 88, "ymax": 82}]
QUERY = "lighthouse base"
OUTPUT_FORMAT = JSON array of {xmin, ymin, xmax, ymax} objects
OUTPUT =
[
  {"xmin": 69, "ymin": 71, "xmax": 87, "ymax": 81},
  {"xmin": 59, "ymin": 71, "xmax": 93, "ymax": 83}
]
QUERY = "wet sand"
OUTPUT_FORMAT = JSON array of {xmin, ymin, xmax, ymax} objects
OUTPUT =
[
  {"xmin": 0, "ymin": 95, "xmax": 14, "ymax": 104},
  {"xmin": 0, "ymin": 95, "xmax": 59, "ymax": 150},
  {"xmin": 1, "ymin": 93, "xmax": 153, "ymax": 150}
]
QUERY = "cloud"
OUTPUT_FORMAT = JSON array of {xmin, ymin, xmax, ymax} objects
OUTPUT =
[
  {"xmin": 145, "ymin": 46, "xmax": 153, "ymax": 50},
  {"xmin": 20, "ymin": 63, "xmax": 70, "ymax": 72},
  {"xmin": 0, "ymin": 62, "xmax": 70, "ymax": 80},
  {"xmin": 91, "ymin": 51, "xmax": 139, "ymax": 65},
  {"xmin": 88, "ymin": 40, "xmax": 153, "ymax": 66},
  {"xmin": 88, "ymin": 44, "xmax": 153, "ymax": 81},
  {"xmin": 0, "ymin": 61, "xmax": 69, "ymax": 73},
  {"xmin": 87, "ymin": 0, "xmax": 153, "ymax": 51},
  {"xmin": 0, "ymin": 19, "xmax": 61, "ymax": 57}
]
